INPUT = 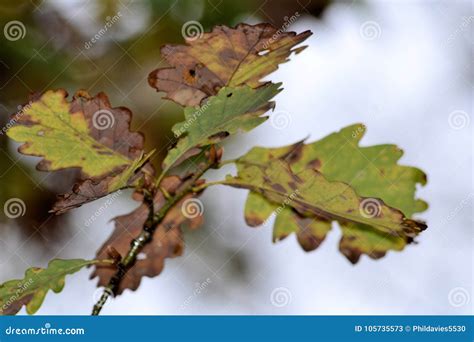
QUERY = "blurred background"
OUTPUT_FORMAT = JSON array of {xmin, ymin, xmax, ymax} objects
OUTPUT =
[{"xmin": 0, "ymin": 0, "xmax": 472, "ymax": 315}]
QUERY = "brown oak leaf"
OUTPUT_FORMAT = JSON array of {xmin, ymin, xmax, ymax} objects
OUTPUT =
[
  {"xmin": 91, "ymin": 176, "xmax": 203, "ymax": 294},
  {"xmin": 148, "ymin": 23, "xmax": 312, "ymax": 106}
]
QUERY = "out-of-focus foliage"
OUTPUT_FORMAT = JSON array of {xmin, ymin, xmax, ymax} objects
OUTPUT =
[{"xmin": 0, "ymin": 258, "xmax": 111, "ymax": 315}]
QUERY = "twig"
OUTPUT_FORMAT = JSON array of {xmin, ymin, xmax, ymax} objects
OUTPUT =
[{"xmin": 91, "ymin": 150, "xmax": 218, "ymax": 315}]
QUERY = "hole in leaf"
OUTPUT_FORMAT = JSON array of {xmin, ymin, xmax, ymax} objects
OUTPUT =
[
  {"xmin": 258, "ymin": 49, "xmax": 270, "ymax": 56},
  {"xmin": 189, "ymin": 69, "xmax": 196, "ymax": 77},
  {"xmin": 226, "ymin": 92, "xmax": 233, "ymax": 98}
]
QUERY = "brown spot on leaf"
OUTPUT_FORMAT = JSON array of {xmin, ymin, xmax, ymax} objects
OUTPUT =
[
  {"xmin": 288, "ymin": 181, "xmax": 297, "ymax": 191},
  {"xmin": 245, "ymin": 215, "xmax": 264, "ymax": 227},
  {"xmin": 271, "ymin": 183, "xmax": 286, "ymax": 193},
  {"xmin": 307, "ymin": 158, "xmax": 321, "ymax": 170}
]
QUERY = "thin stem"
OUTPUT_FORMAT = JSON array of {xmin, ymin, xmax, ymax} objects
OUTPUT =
[
  {"xmin": 154, "ymin": 172, "xmax": 165, "ymax": 189},
  {"xmin": 216, "ymin": 159, "xmax": 237, "ymax": 168},
  {"xmin": 91, "ymin": 154, "xmax": 217, "ymax": 315},
  {"xmin": 192, "ymin": 180, "xmax": 227, "ymax": 192}
]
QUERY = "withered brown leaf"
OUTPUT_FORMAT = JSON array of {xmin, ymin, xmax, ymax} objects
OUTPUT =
[{"xmin": 91, "ymin": 176, "xmax": 203, "ymax": 294}]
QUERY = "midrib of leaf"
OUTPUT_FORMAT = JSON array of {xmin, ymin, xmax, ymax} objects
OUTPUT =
[
  {"xmin": 227, "ymin": 29, "xmax": 265, "ymax": 86},
  {"xmin": 24, "ymin": 259, "xmax": 107, "ymax": 289},
  {"xmin": 223, "ymin": 166, "xmax": 412, "ymax": 234}
]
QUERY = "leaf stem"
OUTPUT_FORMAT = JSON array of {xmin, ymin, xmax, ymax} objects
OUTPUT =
[
  {"xmin": 192, "ymin": 180, "xmax": 227, "ymax": 192},
  {"xmin": 217, "ymin": 159, "xmax": 237, "ymax": 168}
]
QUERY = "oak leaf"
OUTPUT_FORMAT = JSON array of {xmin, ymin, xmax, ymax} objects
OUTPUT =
[
  {"xmin": 0, "ymin": 259, "xmax": 109, "ymax": 315},
  {"xmin": 162, "ymin": 83, "xmax": 281, "ymax": 172},
  {"xmin": 225, "ymin": 124, "xmax": 428, "ymax": 263},
  {"xmin": 7, "ymin": 90, "xmax": 153, "ymax": 214},
  {"xmin": 149, "ymin": 23, "xmax": 311, "ymax": 106}
]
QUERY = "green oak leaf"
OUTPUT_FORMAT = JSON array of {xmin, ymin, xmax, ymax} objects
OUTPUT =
[
  {"xmin": 0, "ymin": 259, "xmax": 111, "ymax": 315},
  {"xmin": 162, "ymin": 83, "xmax": 281, "ymax": 173},
  {"xmin": 7, "ymin": 90, "xmax": 130, "ymax": 177},
  {"xmin": 226, "ymin": 124, "xmax": 428, "ymax": 263},
  {"xmin": 7, "ymin": 90, "xmax": 153, "ymax": 213}
]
